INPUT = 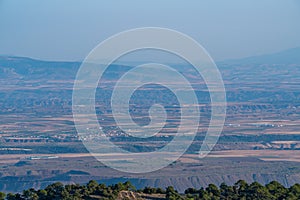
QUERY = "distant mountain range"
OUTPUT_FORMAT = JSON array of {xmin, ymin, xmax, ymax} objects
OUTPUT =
[
  {"xmin": 220, "ymin": 47, "xmax": 300, "ymax": 65},
  {"xmin": 0, "ymin": 56, "xmax": 79, "ymax": 80},
  {"xmin": 0, "ymin": 47, "xmax": 299, "ymax": 77}
]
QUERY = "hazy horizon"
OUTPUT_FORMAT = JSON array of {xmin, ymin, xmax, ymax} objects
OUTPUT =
[{"xmin": 0, "ymin": 0, "xmax": 300, "ymax": 62}]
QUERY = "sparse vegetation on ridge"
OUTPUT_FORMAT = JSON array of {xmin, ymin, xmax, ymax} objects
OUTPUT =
[{"xmin": 2, "ymin": 180, "xmax": 300, "ymax": 200}]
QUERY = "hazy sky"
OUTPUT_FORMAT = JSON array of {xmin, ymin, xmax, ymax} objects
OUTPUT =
[{"xmin": 0, "ymin": 0, "xmax": 299, "ymax": 61}]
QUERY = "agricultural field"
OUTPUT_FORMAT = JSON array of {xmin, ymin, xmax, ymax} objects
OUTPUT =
[{"xmin": 1, "ymin": 50, "xmax": 300, "ymax": 192}]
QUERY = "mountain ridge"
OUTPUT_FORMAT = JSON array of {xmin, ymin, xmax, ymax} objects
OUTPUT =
[
  {"xmin": 1, "ymin": 46, "xmax": 300, "ymax": 68},
  {"xmin": 219, "ymin": 47, "xmax": 300, "ymax": 65}
]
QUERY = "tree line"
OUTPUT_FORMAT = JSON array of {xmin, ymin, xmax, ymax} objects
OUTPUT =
[{"xmin": 1, "ymin": 179, "xmax": 300, "ymax": 200}]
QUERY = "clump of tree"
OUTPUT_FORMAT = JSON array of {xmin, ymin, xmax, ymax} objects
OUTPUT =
[
  {"xmin": 184, "ymin": 180, "xmax": 300, "ymax": 200},
  {"xmin": 1, "ymin": 180, "xmax": 300, "ymax": 200},
  {"xmin": 3, "ymin": 180, "xmax": 135, "ymax": 200},
  {"xmin": 139, "ymin": 186, "xmax": 165, "ymax": 194}
]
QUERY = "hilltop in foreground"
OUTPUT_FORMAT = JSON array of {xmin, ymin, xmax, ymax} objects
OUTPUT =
[{"xmin": 2, "ymin": 179, "xmax": 300, "ymax": 200}]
